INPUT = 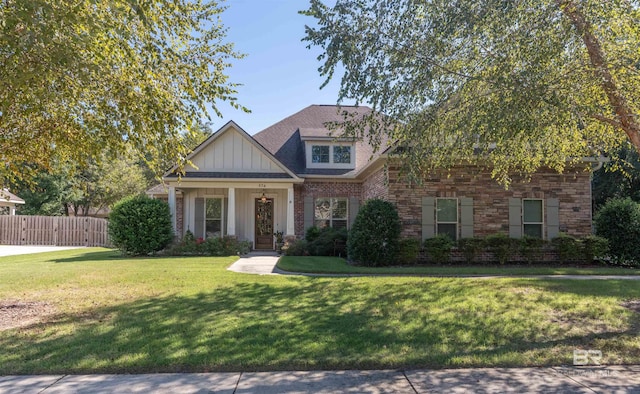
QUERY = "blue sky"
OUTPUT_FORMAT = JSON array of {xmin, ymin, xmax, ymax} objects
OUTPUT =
[{"xmin": 207, "ymin": 0, "xmax": 351, "ymax": 135}]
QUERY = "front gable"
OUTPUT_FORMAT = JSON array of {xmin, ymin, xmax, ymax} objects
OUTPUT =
[{"xmin": 174, "ymin": 121, "xmax": 298, "ymax": 178}]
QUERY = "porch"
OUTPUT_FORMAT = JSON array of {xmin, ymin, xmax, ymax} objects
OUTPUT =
[{"xmin": 166, "ymin": 182, "xmax": 296, "ymax": 251}]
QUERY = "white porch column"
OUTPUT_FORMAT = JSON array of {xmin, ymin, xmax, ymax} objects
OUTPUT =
[
  {"xmin": 227, "ymin": 187, "xmax": 236, "ymax": 236},
  {"xmin": 10, "ymin": 205, "xmax": 16, "ymax": 215},
  {"xmin": 286, "ymin": 186, "xmax": 295, "ymax": 236},
  {"xmin": 168, "ymin": 186, "xmax": 177, "ymax": 234}
]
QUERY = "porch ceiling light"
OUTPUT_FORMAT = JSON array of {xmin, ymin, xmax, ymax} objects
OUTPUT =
[{"xmin": 261, "ymin": 191, "xmax": 267, "ymax": 203}]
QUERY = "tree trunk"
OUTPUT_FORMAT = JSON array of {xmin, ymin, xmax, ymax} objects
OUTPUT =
[{"xmin": 558, "ymin": 0, "xmax": 640, "ymax": 152}]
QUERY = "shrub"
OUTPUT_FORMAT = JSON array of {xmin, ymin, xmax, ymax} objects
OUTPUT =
[
  {"xmin": 348, "ymin": 199, "xmax": 401, "ymax": 266},
  {"xmin": 398, "ymin": 238, "xmax": 421, "ymax": 264},
  {"xmin": 485, "ymin": 233, "xmax": 514, "ymax": 265},
  {"xmin": 458, "ymin": 237, "xmax": 485, "ymax": 264},
  {"xmin": 581, "ymin": 235, "xmax": 609, "ymax": 264},
  {"xmin": 109, "ymin": 195, "xmax": 173, "ymax": 256},
  {"xmin": 551, "ymin": 233, "xmax": 581, "ymax": 264},
  {"xmin": 594, "ymin": 198, "xmax": 640, "ymax": 266},
  {"xmin": 305, "ymin": 226, "xmax": 321, "ymax": 243},
  {"xmin": 284, "ymin": 239, "xmax": 309, "ymax": 256},
  {"xmin": 518, "ymin": 235, "xmax": 546, "ymax": 264},
  {"xmin": 424, "ymin": 235, "xmax": 454, "ymax": 264},
  {"xmin": 306, "ymin": 226, "xmax": 348, "ymax": 256}
]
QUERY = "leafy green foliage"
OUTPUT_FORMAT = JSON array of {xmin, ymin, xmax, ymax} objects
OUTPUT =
[
  {"xmin": 1, "ymin": 0, "xmax": 245, "ymax": 187},
  {"xmin": 348, "ymin": 199, "xmax": 401, "ymax": 266},
  {"xmin": 518, "ymin": 236, "xmax": 547, "ymax": 264},
  {"xmin": 108, "ymin": 195, "xmax": 173, "ymax": 256},
  {"xmin": 457, "ymin": 238, "xmax": 485, "ymax": 264},
  {"xmin": 303, "ymin": 0, "xmax": 640, "ymax": 185},
  {"xmin": 485, "ymin": 233, "xmax": 515, "ymax": 265},
  {"xmin": 285, "ymin": 226, "xmax": 347, "ymax": 257},
  {"xmin": 594, "ymin": 198, "xmax": 640, "ymax": 266},
  {"xmin": 581, "ymin": 235, "xmax": 609, "ymax": 264},
  {"xmin": 283, "ymin": 239, "xmax": 310, "ymax": 257},
  {"xmin": 424, "ymin": 235, "xmax": 454, "ymax": 264},
  {"xmin": 167, "ymin": 233, "xmax": 251, "ymax": 256},
  {"xmin": 551, "ymin": 233, "xmax": 582, "ymax": 263},
  {"xmin": 16, "ymin": 152, "xmax": 148, "ymax": 216},
  {"xmin": 592, "ymin": 143, "xmax": 640, "ymax": 211},
  {"xmin": 397, "ymin": 238, "xmax": 421, "ymax": 264}
]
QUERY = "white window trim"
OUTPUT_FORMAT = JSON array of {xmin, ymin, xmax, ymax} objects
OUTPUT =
[
  {"xmin": 522, "ymin": 198, "xmax": 544, "ymax": 238},
  {"xmin": 205, "ymin": 197, "xmax": 225, "ymax": 239},
  {"xmin": 306, "ymin": 142, "xmax": 356, "ymax": 169},
  {"xmin": 314, "ymin": 197, "xmax": 349, "ymax": 229},
  {"xmin": 436, "ymin": 198, "xmax": 458, "ymax": 240}
]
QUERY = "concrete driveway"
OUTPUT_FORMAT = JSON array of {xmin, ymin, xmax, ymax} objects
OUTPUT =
[{"xmin": 0, "ymin": 245, "xmax": 84, "ymax": 257}]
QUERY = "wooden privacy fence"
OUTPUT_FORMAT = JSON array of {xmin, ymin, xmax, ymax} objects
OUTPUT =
[{"xmin": 0, "ymin": 216, "xmax": 111, "ymax": 247}]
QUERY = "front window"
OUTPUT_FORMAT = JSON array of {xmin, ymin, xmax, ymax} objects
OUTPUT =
[
  {"xmin": 523, "ymin": 199, "xmax": 543, "ymax": 238},
  {"xmin": 311, "ymin": 145, "xmax": 330, "ymax": 163},
  {"xmin": 205, "ymin": 198, "xmax": 223, "ymax": 238},
  {"xmin": 436, "ymin": 198, "xmax": 458, "ymax": 240},
  {"xmin": 315, "ymin": 197, "xmax": 348, "ymax": 229},
  {"xmin": 333, "ymin": 146, "xmax": 351, "ymax": 164}
]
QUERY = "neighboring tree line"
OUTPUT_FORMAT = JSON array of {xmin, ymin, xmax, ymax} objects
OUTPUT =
[{"xmin": 15, "ymin": 124, "xmax": 211, "ymax": 216}]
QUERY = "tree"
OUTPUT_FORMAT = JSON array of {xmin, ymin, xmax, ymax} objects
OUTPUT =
[
  {"xmin": 592, "ymin": 143, "xmax": 640, "ymax": 211},
  {"xmin": 16, "ymin": 152, "xmax": 148, "ymax": 216},
  {"xmin": 1, "ymin": 0, "xmax": 246, "ymax": 188},
  {"xmin": 303, "ymin": 0, "xmax": 640, "ymax": 185}
]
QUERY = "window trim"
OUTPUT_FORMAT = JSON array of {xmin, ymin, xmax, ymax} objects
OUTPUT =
[
  {"xmin": 436, "ymin": 198, "xmax": 458, "ymax": 240},
  {"xmin": 522, "ymin": 198, "xmax": 544, "ymax": 239},
  {"xmin": 314, "ymin": 197, "xmax": 349, "ymax": 229},
  {"xmin": 205, "ymin": 197, "xmax": 224, "ymax": 239}
]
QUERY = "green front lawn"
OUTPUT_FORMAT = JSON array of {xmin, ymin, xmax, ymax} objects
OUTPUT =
[
  {"xmin": 277, "ymin": 256, "xmax": 640, "ymax": 276},
  {"xmin": 0, "ymin": 248, "xmax": 639, "ymax": 374}
]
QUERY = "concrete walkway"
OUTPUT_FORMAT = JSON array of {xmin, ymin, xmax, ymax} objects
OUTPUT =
[
  {"xmin": 227, "ymin": 252, "xmax": 282, "ymax": 275},
  {"xmin": 1, "ymin": 366, "xmax": 638, "ymax": 393},
  {"xmin": 0, "ymin": 246, "xmax": 84, "ymax": 257}
]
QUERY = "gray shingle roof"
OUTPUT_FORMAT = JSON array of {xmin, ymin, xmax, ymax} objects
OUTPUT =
[{"xmin": 252, "ymin": 105, "xmax": 389, "ymax": 176}]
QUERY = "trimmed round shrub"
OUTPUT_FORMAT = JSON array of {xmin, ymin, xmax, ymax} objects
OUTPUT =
[
  {"xmin": 348, "ymin": 199, "xmax": 401, "ymax": 266},
  {"xmin": 109, "ymin": 195, "xmax": 173, "ymax": 256},
  {"xmin": 458, "ymin": 237, "xmax": 485, "ymax": 264},
  {"xmin": 485, "ymin": 233, "xmax": 515, "ymax": 265},
  {"xmin": 594, "ymin": 198, "xmax": 640, "ymax": 266},
  {"xmin": 580, "ymin": 235, "xmax": 609, "ymax": 264}
]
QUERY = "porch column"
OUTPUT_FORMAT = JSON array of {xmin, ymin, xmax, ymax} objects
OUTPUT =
[
  {"xmin": 168, "ymin": 186, "xmax": 177, "ymax": 233},
  {"xmin": 227, "ymin": 187, "xmax": 236, "ymax": 236},
  {"xmin": 286, "ymin": 186, "xmax": 295, "ymax": 236},
  {"xmin": 10, "ymin": 205, "xmax": 16, "ymax": 215}
]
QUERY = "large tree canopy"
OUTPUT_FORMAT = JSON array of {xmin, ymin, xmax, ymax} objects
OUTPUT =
[
  {"xmin": 303, "ymin": 0, "xmax": 640, "ymax": 185},
  {"xmin": 1, "ymin": 0, "xmax": 244, "ymax": 187}
]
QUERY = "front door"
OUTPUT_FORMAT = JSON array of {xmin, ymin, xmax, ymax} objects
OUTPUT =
[{"xmin": 255, "ymin": 198, "xmax": 274, "ymax": 250}]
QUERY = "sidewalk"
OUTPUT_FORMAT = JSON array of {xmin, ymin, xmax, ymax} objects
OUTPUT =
[{"xmin": 1, "ymin": 366, "xmax": 638, "ymax": 393}]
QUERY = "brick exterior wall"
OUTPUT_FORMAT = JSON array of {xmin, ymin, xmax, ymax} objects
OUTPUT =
[
  {"xmin": 294, "ymin": 181, "xmax": 363, "ymax": 236},
  {"xmin": 362, "ymin": 165, "xmax": 388, "ymax": 200},
  {"xmin": 386, "ymin": 164, "xmax": 592, "ymax": 239},
  {"xmin": 176, "ymin": 196, "xmax": 184, "ymax": 236}
]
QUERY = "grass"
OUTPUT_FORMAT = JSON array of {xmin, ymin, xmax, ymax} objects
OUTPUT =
[
  {"xmin": 277, "ymin": 256, "xmax": 640, "ymax": 276},
  {"xmin": 0, "ymin": 248, "xmax": 639, "ymax": 374}
]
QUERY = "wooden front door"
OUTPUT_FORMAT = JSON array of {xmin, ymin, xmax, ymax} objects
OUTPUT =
[{"xmin": 255, "ymin": 198, "xmax": 274, "ymax": 250}]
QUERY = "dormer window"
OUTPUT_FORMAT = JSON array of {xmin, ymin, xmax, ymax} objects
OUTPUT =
[
  {"xmin": 312, "ymin": 145, "xmax": 330, "ymax": 163},
  {"xmin": 306, "ymin": 142, "xmax": 356, "ymax": 169}
]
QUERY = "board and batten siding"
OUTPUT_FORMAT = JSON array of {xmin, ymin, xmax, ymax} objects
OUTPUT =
[{"xmin": 190, "ymin": 127, "xmax": 284, "ymax": 173}]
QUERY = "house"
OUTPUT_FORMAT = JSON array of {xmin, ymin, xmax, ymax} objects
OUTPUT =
[
  {"xmin": 0, "ymin": 189, "xmax": 25, "ymax": 215},
  {"xmin": 155, "ymin": 104, "xmax": 593, "ymax": 250}
]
